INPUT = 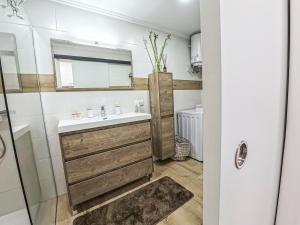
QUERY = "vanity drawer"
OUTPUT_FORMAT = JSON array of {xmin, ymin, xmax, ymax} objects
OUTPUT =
[
  {"xmin": 69, "ymin": 158, "xmax": 153, "ymax": 206},
  {"xmin": 66, "ymin": 141, "xmax": 152, "ymax": 184},
  {"xmin": 61, "ymin": 121, "xmax": 151, "ymax": 160}
]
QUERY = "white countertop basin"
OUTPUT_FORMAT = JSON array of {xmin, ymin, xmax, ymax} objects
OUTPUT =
[
  {"xmin": 58, "ymin": 112, "xmax": 151, "ymax": 133},
  {"xmin": 12, "ymin": 124, "xmax": 30, "ymax": 140}
]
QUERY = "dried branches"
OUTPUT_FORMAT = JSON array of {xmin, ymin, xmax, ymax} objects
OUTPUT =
[{"xmin": 143, "ymin": 31, "xmax": 171, "ymax": 72}]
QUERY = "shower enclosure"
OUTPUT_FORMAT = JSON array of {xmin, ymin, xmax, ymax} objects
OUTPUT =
[{"xmin": 0, "ymin": 27, "xmax": 57, "ymax": 225}]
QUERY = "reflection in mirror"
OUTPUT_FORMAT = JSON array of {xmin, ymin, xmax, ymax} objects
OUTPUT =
[
  {"xmin": 51, "ymin": 39, "xmax": 133, "ymax": 90},
  {"xmin": 0, "ymin": 33, "xmax": 21, "ymax": 92}
]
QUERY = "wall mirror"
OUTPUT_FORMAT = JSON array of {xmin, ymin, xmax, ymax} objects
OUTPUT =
[
  {"xmin": 51, "ymin": 39, "xmax": 133, "ymax": 90},
  {"xmin": 0, "ymin": 33, "xmax": 21, "ymax": 92}
]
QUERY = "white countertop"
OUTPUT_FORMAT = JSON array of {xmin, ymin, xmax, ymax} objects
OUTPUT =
[
  {"xmin": 58, "ymin": 112, "xmax": 151, "ymax": 133},
  {"xmin": 12, "ymin": 124, "xmax": 30, "ymax": 140}
]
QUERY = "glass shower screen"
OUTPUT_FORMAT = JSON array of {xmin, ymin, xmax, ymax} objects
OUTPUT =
[{"xmin": 0, "ymin": 29, "xmax": 57, "ymax": 225}]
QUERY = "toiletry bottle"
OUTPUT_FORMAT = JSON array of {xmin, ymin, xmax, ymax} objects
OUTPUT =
[
  {"xmin": 138, "ymin": 98, "xmax": 144, "ymax": 112},
  {"xmin": 134, "ymin": 100, "xmax": 139, "ymax": 112},
  {"xmin": 87, "ymin": 108, "xmax": 94, "ymax": 118},
  {"xmin": 72, "ymin": 112, "xmax": 81, "ymax": 119},
  {"xmin": 100, "ymin": 105, "xmax": 106, "ymax": 117}
]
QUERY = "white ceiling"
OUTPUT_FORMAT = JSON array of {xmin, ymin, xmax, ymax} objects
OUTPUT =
[{"xmin": 49, "ymin": 0, "xmax": 200, "ymax": 38}]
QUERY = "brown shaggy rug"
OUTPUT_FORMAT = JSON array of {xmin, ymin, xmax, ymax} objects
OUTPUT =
[{"xmin": 73, "ymin": 176, "xmax": 194, "ymax": 225}]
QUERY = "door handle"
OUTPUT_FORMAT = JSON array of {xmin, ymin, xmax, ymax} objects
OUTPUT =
[
  {"xmin": 0, "ymin": 135, "xmax": 6, "ymax": 159},
  {"xmin": 235, "ymin": 141, "xmax": 248, "ymax": 169}
]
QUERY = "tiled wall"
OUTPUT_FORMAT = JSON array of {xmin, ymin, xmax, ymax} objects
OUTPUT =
[{"xmin": 8, "ymin": 0, "xmax": 202, "ymax": 195}]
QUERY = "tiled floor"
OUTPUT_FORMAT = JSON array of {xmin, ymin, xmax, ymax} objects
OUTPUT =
[{"xmin": 56, "ymin": 159, "xmax": 203, "ymax": 225}]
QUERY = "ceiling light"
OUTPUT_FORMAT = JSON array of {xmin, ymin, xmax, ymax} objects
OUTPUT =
[{"xmin": 179, "ymin": 0, "xmax": 191, "ymax": 4}]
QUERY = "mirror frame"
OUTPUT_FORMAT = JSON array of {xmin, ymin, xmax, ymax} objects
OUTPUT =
[
  {"xmin": 0, "ymin": 32, "xmax": 22, "ymax": 93},
  {"xmin": 50, "ymin": 39, "xmax": 134, "ymax": 91}
]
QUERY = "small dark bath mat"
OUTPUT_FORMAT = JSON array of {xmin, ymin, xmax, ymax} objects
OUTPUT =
[{"xmin": 73, "ymin": 176, "xmax": 194, "ymax": 225}]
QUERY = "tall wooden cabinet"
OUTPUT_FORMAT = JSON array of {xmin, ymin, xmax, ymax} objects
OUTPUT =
[{"xmin": 149, "ymin": 72, "xmax": 175, "ymax": 160}]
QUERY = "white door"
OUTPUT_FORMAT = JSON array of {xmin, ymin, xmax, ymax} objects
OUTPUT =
[
  {"xmin": 276, "ymin": 1, "xmax": 300, "ymax": 224},
  {"xmin": 218, "ymin": 0, "xmax": 288, "ymax": 225},
  {"xmin": 202, "ymin": 0, "xmax": 288, "ymax": 225}
]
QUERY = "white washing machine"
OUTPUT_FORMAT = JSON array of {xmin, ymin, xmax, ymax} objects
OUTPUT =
[{"xmin": 177, "ymin": 106, "xmax": 204, "ymax": 162}]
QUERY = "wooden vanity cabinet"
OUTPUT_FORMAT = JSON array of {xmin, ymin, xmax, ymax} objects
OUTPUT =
[
  {"xmin": 59, "ymin": 120, "xmax": 153, "ymax": 210},
  {"xmin": 149, "ymin": 72, "xmax": 175, "ymax": 160}
]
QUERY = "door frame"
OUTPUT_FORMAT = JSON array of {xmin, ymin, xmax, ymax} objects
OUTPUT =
[{"xmin": 274, "ymin": 0, "xmax": 291, "ymax": 223}]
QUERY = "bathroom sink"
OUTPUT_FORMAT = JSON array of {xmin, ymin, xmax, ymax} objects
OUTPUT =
[{"xmin": 58, "ymin": 112, "xmax": 151, "ymax": 133}]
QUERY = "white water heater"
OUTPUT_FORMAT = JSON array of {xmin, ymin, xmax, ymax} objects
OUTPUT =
[{"xmin": 191, "ymin": 33, "xmax": 202, "ymax": 67}]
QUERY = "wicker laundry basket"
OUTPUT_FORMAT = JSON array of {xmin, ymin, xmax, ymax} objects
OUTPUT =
[{"xmin": 172, "ymin": 136, "xmax": 192, "ymax": 161}]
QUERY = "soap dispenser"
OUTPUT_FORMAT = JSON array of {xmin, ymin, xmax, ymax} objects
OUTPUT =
[{"xmin": 134, "ymin": 98, "xmax": 145, "ymax": 113}]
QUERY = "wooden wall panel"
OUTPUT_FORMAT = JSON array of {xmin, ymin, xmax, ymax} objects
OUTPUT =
[
  {"xmin": 173, "ymin": 79, "xmax": 203, "ymax": 90},
  {"xmin": 20, "ymin": 74, "xmax": 39, "ymax": 92},
  {"xmin": 14, "ymin": 74, "xmax": 202, "ymax": 93},
  {"xmin": 133, "ymin": 77, "xmax": 148, "ymax": 90},
  {"xmin": 39, "ymin": 74, "xmax": 56, "ymax": 92}
]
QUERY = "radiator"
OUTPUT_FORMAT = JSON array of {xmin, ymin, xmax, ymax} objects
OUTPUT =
[{"xmin": 177, "ymin": 108, "xmax": 203, "ymax": 161}]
